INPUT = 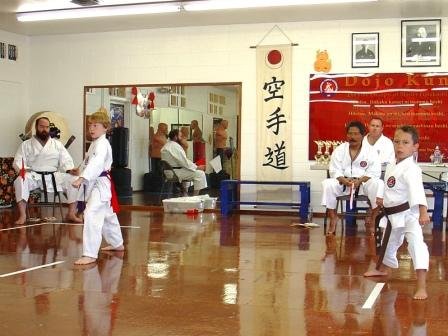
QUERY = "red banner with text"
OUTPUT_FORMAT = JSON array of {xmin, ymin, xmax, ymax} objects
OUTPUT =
[{"xmin": 309, "ymin": 73, "xmax": 448, "ymax": 162}]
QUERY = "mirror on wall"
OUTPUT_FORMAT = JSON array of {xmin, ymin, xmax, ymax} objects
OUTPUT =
[{"xmin": 84, "ymin": 83, "xmax": 241, "ymax": 203}]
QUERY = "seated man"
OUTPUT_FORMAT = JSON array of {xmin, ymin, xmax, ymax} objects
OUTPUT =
[
  {"xmin": 362, "ymin": 116, "xmax": 395, "ymax": 167},
  {"xmin": 13, "ymin": 117, "xmax": 81, "ymax": 224},
  {"xmin": 161, "ymin": 129, "xmax": 207, "ymax": 196},
  {"xmin": 321, "ymin": 120, "xmax": 383, "ymax": 235}
]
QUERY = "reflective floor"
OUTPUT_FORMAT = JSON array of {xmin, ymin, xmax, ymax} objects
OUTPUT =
[{"xmin": 0, "ymin": 207, "xmax": 447, "ymax": 335}]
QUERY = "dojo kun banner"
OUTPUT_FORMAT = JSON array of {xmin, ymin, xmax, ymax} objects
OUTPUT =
[
  {"xmin": 309, "ymin": 73, "xmax": 448, "ymax": 162},
  {"xmin": 256, "ymin": 45, "xmax": 292, "ymax": 181}
]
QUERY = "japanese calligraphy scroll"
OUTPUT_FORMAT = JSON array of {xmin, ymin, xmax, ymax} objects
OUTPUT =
[
  {"xmin": 257, "ymin": 45, "xmax": 292, "ymax": 181},
  {"xmin": 309, "ymin": 73, "xmax": 448, "ymax": 162}
]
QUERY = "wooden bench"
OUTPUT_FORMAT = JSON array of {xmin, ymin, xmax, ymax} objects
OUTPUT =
[{"xmin": 220, "ymin": 180, "xmax": 311, "ymax": 222}]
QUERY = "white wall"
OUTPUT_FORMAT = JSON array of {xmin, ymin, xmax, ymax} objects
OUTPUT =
[
  {"xmin": 0, "ymin": 30, "xmax": 30, "ymax": 157},
  {"xmin": 24, "ymin": 19, "xmax": 448, "ymax": 211}
]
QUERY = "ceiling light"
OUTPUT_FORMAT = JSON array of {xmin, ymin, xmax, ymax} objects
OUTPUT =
[
  {"xmin": 17, "ymin": 2, "xmax": 180, "ymax": 22},
  {"xmin": 183, "ymin": 0, "xmax": 377, "ymax": 11}
]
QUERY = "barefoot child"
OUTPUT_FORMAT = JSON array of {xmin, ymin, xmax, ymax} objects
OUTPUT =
[
  {"xmin": 364, "ymin": 125, "xmax": 430, "ymax": 300},
  {"xmin": 73, "ymin": 108, "xmax": 124, "ymax": 265}
]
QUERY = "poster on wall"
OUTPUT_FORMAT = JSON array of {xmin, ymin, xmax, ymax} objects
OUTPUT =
[
  {"xmin": 309, "ymin": 73, "xmax": 448, "ymax": 162},
  {"xmin": 110, "ymin": 103, "xmax": 124, "ymax": 128}
]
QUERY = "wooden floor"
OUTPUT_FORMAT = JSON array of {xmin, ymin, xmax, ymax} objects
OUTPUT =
[{"xmin": 0, "ymin": 202, "xmax": 447, "ymax": 335}]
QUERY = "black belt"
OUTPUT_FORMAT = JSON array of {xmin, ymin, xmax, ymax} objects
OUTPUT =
[
  {"xmin": 383, "ymin": 202, "xmax": 410, "ymax": 215},
  {"xmin": 375, "ymin": 201, "xmax": 410, "ymax": 270},
  {"xmin": 35, "ymin": 171, "xmax": 57, "ymax": 203},
  {"xmin": 172, "ymin": 166, "xmax": 182, "ymax": 169}
]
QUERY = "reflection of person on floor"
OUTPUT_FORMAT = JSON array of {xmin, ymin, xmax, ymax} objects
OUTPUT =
[
  {"xmin": 81, "ymin": 254, "xmax": 123, "ymax": 336},
  {"xmin": 150, "ymin": 123, "xmax": 168, "ymax": 175},
  {"xmin": 13, "ymin": 116, "xmax": 81, "ymax": 225},
  {"xmin": 364, "ymin": 125, "xmax": 429, "ymax": 300},
  {"xmin": 373, "ymin": 288, "xmax": 427, "ymax": 335},
  {"xmin": 161, "ymin": 129, "xmax": 207, "ymax": 196},
  {"xmin": 321, "ymin": 120, "xmax": 383, "ymax": 235},
  {"xmin": 72, "ymin": 108, "xmax": 124, "ymax": 265},
  {"xmin": 319, "ymin": 235, "xmax": 373, "ymax": 330}
]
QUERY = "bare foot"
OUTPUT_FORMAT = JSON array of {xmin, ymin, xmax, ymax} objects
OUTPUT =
[
  {"xmin": 101, "ymin": 245, "xmax": 124, "ymax": 251},
  {"xmin": 74, "ymin": 256, "xmax": 97, "ymax": 265},
  {"xmin": 14, "ymin": 217, "xmax": 26, "ymax": 225},
  {"xmin": 413, "ymin": 288, "xmax": 428, "ymax": 300},
  {"xmin": 364, "ymin": 269, "xmax": 388, "ymax": 277},
  {"xmin": 65, "ymin": 214, "xmax": 83, "ymax": 223}
]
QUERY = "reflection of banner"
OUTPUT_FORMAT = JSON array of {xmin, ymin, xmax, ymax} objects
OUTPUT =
[
  {"xmin": 256, "ymin": 45, "xmax": 292, "ymax": 181},
  {"xmin": 309, "ymin": 73, "xmax": 448, "ymax": 162}
]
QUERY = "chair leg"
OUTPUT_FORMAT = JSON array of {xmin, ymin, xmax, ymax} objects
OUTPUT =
[{"xmin": 323, "ymin": 208, "xmax": 328, "ymax": 235}]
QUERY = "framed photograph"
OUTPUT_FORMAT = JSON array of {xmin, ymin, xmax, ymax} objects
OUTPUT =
[
  {"xmin": 171, "ymin": 123, "xmax": 192, "ymax": 140},
  {"xmin": 401, "ymin": 19, "xmax": 441, "ymax": 67},
  {"xmin": 352, "ymin": 32, "xmax": 379, "ymax": 68},
  {"xmin": 110, "ymin": 103, "xmax": 124, "ymax": 128}
]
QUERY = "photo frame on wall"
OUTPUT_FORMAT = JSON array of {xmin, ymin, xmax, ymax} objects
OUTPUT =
[
  {"xmin": 110, "ymin": 103, "xmax": 125, "ymax": 128},
  {"xmin": 351, "ymin": 32, "xmax": 379, "ymax": 68},
  {"xmin": 401, "ymin": 19, "xmax": 441, "ymax": 67}
]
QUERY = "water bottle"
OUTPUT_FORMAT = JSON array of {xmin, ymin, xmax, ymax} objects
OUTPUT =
[{"xmin": 432, "ymin": 146, "xmax": 442, "ymax": 164}]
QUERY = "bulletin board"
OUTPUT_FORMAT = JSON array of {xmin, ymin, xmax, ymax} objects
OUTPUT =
[{"xmin": 309, "ymin": 73, "xmax": 448, "ymax": 162}]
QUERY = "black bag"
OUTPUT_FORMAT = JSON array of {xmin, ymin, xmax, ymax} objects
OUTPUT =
[{"xmin": 210, "ymin": 171, "xmax": 230, "ymax": 189}]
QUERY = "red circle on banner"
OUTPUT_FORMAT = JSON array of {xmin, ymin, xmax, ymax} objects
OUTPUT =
[{"xmin": 267, "ymin": 50, "xmax": 282, "ymax": 65}]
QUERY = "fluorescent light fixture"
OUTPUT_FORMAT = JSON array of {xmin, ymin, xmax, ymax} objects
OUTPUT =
[
  {"xmin": 17, "ymin": 3, "xmax": 180, "ymax": 22},
  {"xmin": 184, "ymin": 0, "xmax": 377, "ymax": 11}
]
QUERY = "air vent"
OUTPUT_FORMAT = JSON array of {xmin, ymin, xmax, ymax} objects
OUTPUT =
[{"xmin": 70, "ymin": 0, "xmax": 100, "ymax": 6}]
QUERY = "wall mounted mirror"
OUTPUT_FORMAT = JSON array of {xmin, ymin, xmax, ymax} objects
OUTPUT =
[{"xmin": 84, "ymin": 83, "xmax": 241, "ymax": 205}]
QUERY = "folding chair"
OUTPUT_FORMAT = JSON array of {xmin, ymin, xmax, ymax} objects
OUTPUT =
[
  {"xmin": 323, "ymin": 192, "xmax": 371, "ymax": 236},
  {"xmin": 27, "ymin": 171, "xmax": 64, "ymax": 222},
  {"xmin": 159, "ymin": 160, "xmax": 194, "ymax": 202}
]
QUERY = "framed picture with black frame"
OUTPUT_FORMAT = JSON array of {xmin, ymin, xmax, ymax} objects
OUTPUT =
[
  {"xmin": 401, "ymin": 19, "xmax": 441, "ymax": 67},
  {"xmin": 352, "ymin": 32, "xmax": 379, "ymax": 68}
]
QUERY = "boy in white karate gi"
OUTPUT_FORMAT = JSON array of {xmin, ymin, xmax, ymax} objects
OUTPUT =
[
  {"xmin": 73, "ymin": 108, "xmax": 124, "ymax": 265},
  {"xmin": 364, "ymin": 125, "xmax": 430, "ymax": 300}
]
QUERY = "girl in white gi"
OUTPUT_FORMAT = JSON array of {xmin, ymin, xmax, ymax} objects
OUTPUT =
[
  {"xmin": 73, "ymin": 109, "xmax": 124, "ymax": 265},
  {"xmin": 364, "ymin": 125, "xmax": 430, "ymax": 300}
]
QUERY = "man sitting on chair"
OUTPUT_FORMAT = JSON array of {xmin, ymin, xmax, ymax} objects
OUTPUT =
[
  {"xmin": 321, "ymin": 120, "xmax": 383, "ymax": 235},
  {"xmin": 13, "ymin": 117, "xmax": 81, "ymax": 224},
  {"xmin": 161, "ymin": 129, "xmax": 207, "ymax": 196}
]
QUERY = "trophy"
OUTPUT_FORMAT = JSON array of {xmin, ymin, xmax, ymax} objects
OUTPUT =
[
  {"xmin": 322, "ymin": 141, "xmax": 332, "ymax": 164},
  {"xmin": 314, "ymin": 140, "xmax": 324, "ymax": 164}
]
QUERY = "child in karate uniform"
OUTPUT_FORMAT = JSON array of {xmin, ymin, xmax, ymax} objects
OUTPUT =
[
  {"xmin": 73, "ymin": 108, "xmax": 124, "ymax": 265},
  {"xmin": 364, "ymin": 125, "xmax": 430, "ymax": 300}
]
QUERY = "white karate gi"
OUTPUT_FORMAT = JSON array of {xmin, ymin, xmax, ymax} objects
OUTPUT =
[
  {"xmin": 161, "ymin": 140, "xmax": 207, "ymax": 191},
  {"xmin": 321, "ymin": 142, "xmax": 383, "ymax": 209},
  {"xmin": 380, "ymin": 156, "xmax": 429, "ymax": 270},
  {"xmin": 362, "ymin": 134, "xmax": 395, "ymax": 165},
  {"xmin": 13, "ymin": 137, "xmax": 78, "ymax": 203},
  {"xmin": 79, "ymin": 134, "xmax": 123, "ymax": 259}
]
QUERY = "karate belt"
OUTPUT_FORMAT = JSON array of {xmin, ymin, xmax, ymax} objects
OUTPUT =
[
  {"xmin": 340, "ymin": 177, "xmax": 360, "ymax": 194},
  {"xmin": 35, "ymin": 171, "xmax": 58, "ymax": 203},
  {"xmin": 375, "ymin": 201, "xmax": 410, "ymax": 270},
  {"xmin": 77, "ymin": 171, "xmax": 120, "ymax": 214}
]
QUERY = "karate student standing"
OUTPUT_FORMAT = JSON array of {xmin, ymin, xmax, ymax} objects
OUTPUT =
[
  {"xmin": 73, "ymin": 108, "xmax": 124, "ymax": 265},
  {"xmin": 364, "ymin": 125, "xmax": 430, "ymax": 300}
]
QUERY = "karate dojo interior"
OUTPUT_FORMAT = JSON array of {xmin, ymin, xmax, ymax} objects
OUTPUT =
[{"xmin": 1, "ymin": 0, "xmax": 448, "ymax": 335}]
